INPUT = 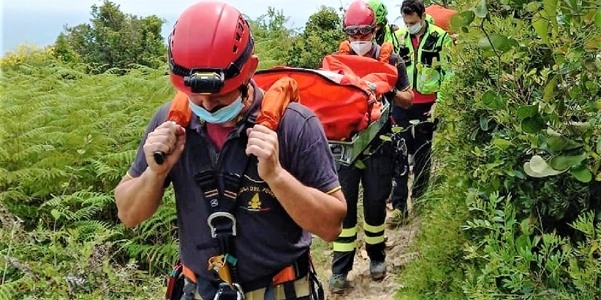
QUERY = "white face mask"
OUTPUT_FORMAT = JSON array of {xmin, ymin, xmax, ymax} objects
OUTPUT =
[
  {"xmin": 407, "ymin": 21, "xmax": 423, "ymax": 35},
  {"xmin": 350, "ymin": 41, "xmax": 373, "ymax": 56}
]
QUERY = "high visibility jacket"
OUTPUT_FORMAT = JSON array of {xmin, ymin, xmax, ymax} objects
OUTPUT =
[
  {"xmin": 395, "ymin": 22, "xmax": 451, "ymax": 96},
  {"xmin": 375, "ymin": 24, "xmax": 402, "ymax": 54}
]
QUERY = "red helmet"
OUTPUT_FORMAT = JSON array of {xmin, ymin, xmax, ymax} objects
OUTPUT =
[
  {"xmin": 168, "ymin": 1, "xmax": 257, "ymax": 95},
  {"xmin": 343, "ymin": 0, "xmax": 377, "ymax": 28}
]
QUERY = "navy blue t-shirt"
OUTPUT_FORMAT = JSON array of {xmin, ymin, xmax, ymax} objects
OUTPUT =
[{"xmin": 128, "ymin": 82, "xmax": 340, "ymax": 298}]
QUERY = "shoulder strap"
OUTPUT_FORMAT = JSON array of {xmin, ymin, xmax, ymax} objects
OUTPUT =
[
  {"xmin": 372, "ymin": 44, "xmax": 381, "ymax": 60},
  {"xmin": 167, "ymin": 78, "xmax": 297, "ymax": 131},
  {"xmin": 389, "ymin": 25, "xmax": 401, "ymax": 53},
  {"xmin": 378, "ymin": 42, "xmax": 394, "ymax": 63},
  {"xmin": 436, "ymin": 31, "xmax": 449, "ymax": 50},
  {"xmin": 338, "ymin": 40, "xmax": 352, "ymax": 55}
]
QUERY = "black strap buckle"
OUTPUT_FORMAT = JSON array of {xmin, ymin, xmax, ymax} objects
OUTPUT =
[
  {"xmin": 207, "ymin": 212, "xmax": 237, "ymax": 238},
  {"xmin": 213, "ymin": 282, "xmax": 245, "ymax": 300}
]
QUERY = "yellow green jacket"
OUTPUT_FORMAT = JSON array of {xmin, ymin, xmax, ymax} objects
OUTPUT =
[
  {"xmin": 394, "ymin": 22, "xmax": 452, "ymax": 98},
  {"xmin": 375, "ymin": 24, "xmax": 402, "ymax": 54}
]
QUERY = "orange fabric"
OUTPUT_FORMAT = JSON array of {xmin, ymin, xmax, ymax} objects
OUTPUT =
[
  {"xmin": 337, "ymin": 40, "xmax": 393, "ymax": 63},
  {"xmin": 256, "ymin": 77, "xmax": 300, "ymax": 131},
  {"xmin": 322, "ymin": 54, "xmax": 397, "ymax": 96},
  {"xmin": 377, "ymin": 42, "xmax": 393, "ymax": 64},
  {"xmin": 182, "ymin": 264, "xmax": 197, "ymax": 283},
  {"xmin": 272, "ymin": 265, "xmax": 296, "ymax": 285},
  {"xmin": 254, "ymin": 55, "xmax": 397, "ymax": 140},
  {"xmin": 167, "ymin": 55, "xmax": 396, "ymax": 141},
  {"xmin": 167, "ymin": 78, "xmax": 298, "ymax": 132},
  {"xmin": 169, "ymin": 92, "xmax": 193, "ymax": 127},
  {"xmin": 338, "ymin": 40, "xmax": 352, "ymax": 55},
  {"xmin": 254, "ymin": 67, "xmax": 368, "ymax": 140},
  {"xmin": 426, "ymin": 4, "xmax": 457, "ymax": 32}
]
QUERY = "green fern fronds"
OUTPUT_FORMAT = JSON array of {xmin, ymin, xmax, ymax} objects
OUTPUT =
[
  {"xmin": 72, "ymin": 220, "xmax": 115, "ymax": 240},
  {"xmin": 0, "ymin": 277, "xmax": 26, "ymax": 300}
]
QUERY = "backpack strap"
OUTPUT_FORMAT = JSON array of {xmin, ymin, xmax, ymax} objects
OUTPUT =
[
  {"xmin": 337, "ymin": 40, "xmax": 352, "ymax": 55},
  {"xmin": 377, "ymin": 42, "xmax": 394, "ymax": 63},
  {"xmin": 154, "ymin": 79, "xmax": 297, "ymax": 165}
]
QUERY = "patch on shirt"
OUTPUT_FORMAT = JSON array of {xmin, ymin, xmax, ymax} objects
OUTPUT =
[{"xmin": 238, "ymin": 174, "xmax": 274, "ymax": 212}]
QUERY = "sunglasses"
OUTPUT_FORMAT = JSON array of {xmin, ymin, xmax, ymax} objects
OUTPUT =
[{"xmin": 343, "ymin": 25, "xmax": 374, "ymax": 36}]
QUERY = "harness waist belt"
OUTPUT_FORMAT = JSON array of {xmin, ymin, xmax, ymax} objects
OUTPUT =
[{"xmin": 181, "ymin": 251, "xmax": 310, "ymax": 291}]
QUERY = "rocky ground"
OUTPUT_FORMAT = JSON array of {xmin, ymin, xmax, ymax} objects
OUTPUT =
[{"xmin": 312, "ymin": 203, "xmax": 420, "ymax": 300}]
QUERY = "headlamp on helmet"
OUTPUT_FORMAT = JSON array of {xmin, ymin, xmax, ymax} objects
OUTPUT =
[
  {"xmin": 167, "ymin": 2, "xmax": 256, "ymax": 95},
  {"xmin": 183, "ymin": 71, "xmax": 224, "ymax": 94}
]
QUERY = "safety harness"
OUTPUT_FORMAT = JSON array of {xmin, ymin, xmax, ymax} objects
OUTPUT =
[{"xmin": 163, "ymin": 78, "xmax": 325, "ymax": 300}]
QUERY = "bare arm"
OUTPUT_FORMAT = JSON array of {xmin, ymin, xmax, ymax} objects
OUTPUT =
[
  {"xmin": 246, "ymin": 124, "xmax": 346, "ymax": 242},
  {"xmin": 115, "ymin": 169, "xmax": 167, "ymax": 228},
  {"xmin": 392, "ymin": 58, "xmax": 414, "ymax": 109},
  {"xmin": 115, "ymin": 121, "xmax": 186, "ymax": 228},
  {"xmin": 265, "ymin": 172, "xmax": 346, "ymax": 242}
]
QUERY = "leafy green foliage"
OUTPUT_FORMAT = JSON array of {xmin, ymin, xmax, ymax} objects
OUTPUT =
[
  {"xmin": 1, "ymin": 4, "xmax": 336, "ymax": 297},
  {"xmin": 399, "ymin": 0, "xmax": 601, "ymax": 298},
  {"xmin": 0, "ymin": 3, "xmax": 356, "ymax": 298},
  {"xmin": 0, "ymin": 54, "xmax": 178, "ymax": 296},
  {"xmin": 54, "ymin": 0, "xmax": 166, "ymax": 73},
  {"xmin": 250, "ymin": 7, "xmax": 295, "ymax": 69},
  {"xmin": 0, "ymin": 206, "xmax": 164, "ymax": 298},
  {"xmin": 285, "ymin": 6, "xmax": 346, "ymax": 68},
  {"xmin": 3, "ymin": 1, "xmax": 599, "ymax": 298}
]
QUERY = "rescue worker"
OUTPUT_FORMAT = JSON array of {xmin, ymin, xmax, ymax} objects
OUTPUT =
[
  {"xmin": 329, "ymin": 0, "xmax": 413, "ymax": 293},
  {"xmin": 367, "ymin": 0, "xmax": 402, "ymax": 53},
  {"xmin": 115, "ymin": 1, "xmax": 347, "ymax": 299},
  {"xmin": 387, "ymin": 0, "xmax": 452, "ymax": 225}
]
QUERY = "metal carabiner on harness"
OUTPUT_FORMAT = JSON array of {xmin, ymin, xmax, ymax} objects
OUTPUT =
[
  {"xmin": 213, "ymin": 282, "xmax": 245, "ymax": 300},
  {"xmin": 207, "ymin": 212, "xmax": 237, "ymax": 238}
]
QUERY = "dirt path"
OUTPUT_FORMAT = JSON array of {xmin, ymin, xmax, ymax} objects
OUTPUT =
[{"xmin": 312, "ymin": 205, "xmax": 420, "ymax": 300}]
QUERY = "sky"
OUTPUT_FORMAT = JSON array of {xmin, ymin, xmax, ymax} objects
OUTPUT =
[{"xmin": 1, "ymin": 0, "xmax": 406, "ymax": 56}]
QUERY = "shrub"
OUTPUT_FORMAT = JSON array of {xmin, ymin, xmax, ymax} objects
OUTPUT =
[{"xmin": 398, "ymin": 0, "xmax": 600, "ymax": 298}]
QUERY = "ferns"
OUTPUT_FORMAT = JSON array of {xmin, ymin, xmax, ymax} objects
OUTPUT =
[
  {"xmin": 120, "ymin": 190, "xmax": 178, "ymax": 273},
  {"xmin": 0, "ymin": 277, "xmax": 25, "ymax": 300},
  {"xmin": 122, "ymin": 240, "xmax": 179, "ymax": 273},
  {"xmin": 1, "ymin": 61, "xmax": 177, "ymax": 297},
  {"xmin": 72, "ymin": 220, "xmax": 116, "ymax": 241}
]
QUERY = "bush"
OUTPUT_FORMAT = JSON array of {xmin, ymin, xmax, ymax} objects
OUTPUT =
[
  {"xmin": 0, "ymin": 206, "xmax": 164, "ymax": 299},
  {"xmin": 0, "ymin": 62, "xmax": 179, "ymax": 297},
  {"xmin": 398, "ymin": 0, "xmax": 601, "ymax": 298}
]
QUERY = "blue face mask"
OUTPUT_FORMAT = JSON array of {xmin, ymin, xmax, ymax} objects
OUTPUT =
[{"xmin": 188, "ymin": 94, "xmax": 244, "ymax": 124}]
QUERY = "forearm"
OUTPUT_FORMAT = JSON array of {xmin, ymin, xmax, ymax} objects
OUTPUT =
[
  {"xmin": 266, "ymin": 169, "xmax": 346, "ymax": 242},
  {"xmin": 115, "ymin": 168, "xmax": 167, "ymax": 228}
]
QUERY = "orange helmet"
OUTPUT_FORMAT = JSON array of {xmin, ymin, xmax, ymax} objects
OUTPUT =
[
  {"xmin": 343, "ymin": 0, "xmax": 377, "ymax": 29},
  {"xmin": 168, "ymin": 1, "xmax": 256, "ymax": 95}
]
